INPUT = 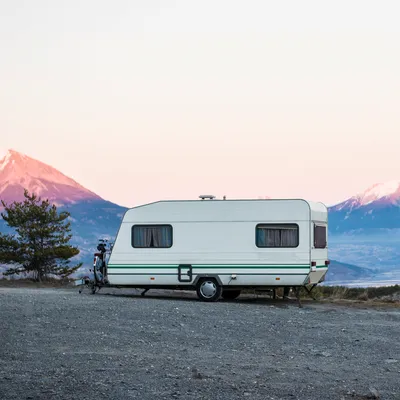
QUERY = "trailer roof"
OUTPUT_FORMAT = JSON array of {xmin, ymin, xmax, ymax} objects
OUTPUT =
[
  {"xmin": 124, "ymin": 199, "xmax": 328, "ymax": 222},
  {"xmin": 128, "ymin": 198, "xmax": 326, "ymax": 208}
]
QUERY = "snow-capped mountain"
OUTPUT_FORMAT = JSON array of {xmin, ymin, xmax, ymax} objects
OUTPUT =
[
  {"xmin": 0, "ymin": 149, "xmax": 127, "ymax": 271},
  {"xmin": 0, "ymin": 149, "xmax": 101, "ymax": 205},
  {"xmin": 331, "ymin": 181, "xmax": 400, "ymax": 212},
  {"xmin": 328, "ymin": 180, "xmax": 400, "ymax": 233}
]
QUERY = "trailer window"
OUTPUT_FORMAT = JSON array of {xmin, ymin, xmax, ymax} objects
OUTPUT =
[
  {"xmin": 314, "ymin": 224, "xmax": 327, "ymax": 248},
  {"xmin": 256, "ymin": 224, "xmax": 299, "ymax": 248},
  {"xmin": 132, "ymin": 225, "xmax": 173, "ymax": 248}
]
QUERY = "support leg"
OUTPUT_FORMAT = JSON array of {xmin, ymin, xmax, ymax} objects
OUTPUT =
[
  {"xmin": 294, "ymin": 287, "xmax": 303, "ymax": 308},
  {"xmin": 283, "ymin": 287, "xmax": 290, "ymax": 300},
  {"xmin": 78, "ymin": 283, "xmax": 85, "ymax": 294},
  {"xmin": 78, "ymin": 279, "xmax": 91, "ymax": 294},
  {"xmin": 304, "ymin": 284, "xmax": 317, "ymax": 300}
]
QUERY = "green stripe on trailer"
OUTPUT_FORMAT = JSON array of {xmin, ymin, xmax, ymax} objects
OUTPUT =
[
  {"xmin": 108, "ymin": 272, "xmax": 309, "ymax": 276},
  {"xmin": 107, "ymin": 264, "xmax": 311, "ymax": 269}
]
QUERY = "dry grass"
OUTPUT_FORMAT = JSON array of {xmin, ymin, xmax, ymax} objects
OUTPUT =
[
  {"xmin": 300, "ymin": 284, "xmax": 400, "ymax": 301},
  {"xmin": 243, "ymin": 285, "xmax": 400, "ymax": 307}
]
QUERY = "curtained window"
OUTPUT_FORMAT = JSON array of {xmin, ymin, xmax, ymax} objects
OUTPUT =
[
  {"xmin": 314, "ymin": 224, "xmax": 327, "ymax": 248},
  {"xmin": 256, "ymin": 224, "xmax": 299, "ymax": 248},
  {"xmin": 132, "ymin": 225, "xmax": 173, "ymax": 248}
]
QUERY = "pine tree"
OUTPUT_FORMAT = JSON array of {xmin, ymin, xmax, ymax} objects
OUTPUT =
[{"xmin": 0, "ymin": 189, "xmax": 81, "ymax": 281}]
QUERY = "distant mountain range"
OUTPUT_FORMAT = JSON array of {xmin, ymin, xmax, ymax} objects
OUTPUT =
[
  {"xmin": 1, "ymin": 149, "xmax": 398, "ymax": 284},
  {"xmin": 323, "ymin": 259, "xmax": 375, "ymax": 283},
  {"xmin": 328, "ymin": 181, "xmax": 400, "ymax": 234}
]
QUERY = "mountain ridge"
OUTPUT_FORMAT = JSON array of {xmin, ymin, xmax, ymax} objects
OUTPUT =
[
  {"xmin": 0, "ymin": 149, "xmax": 127, "ymax": 272},
  {"xmin": 328, "ymin": 180, "xmax": 400, "ymax": 234},
  {"xmin": 0, "ymin": 149, "xmax": 102, "ymax": 205},
  {"xmin": 330, "ymin": 180, "xmax": 400, "ymax": 211}
]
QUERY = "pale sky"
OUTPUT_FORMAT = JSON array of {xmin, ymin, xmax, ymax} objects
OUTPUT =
[{"xmin": 1, "ymin": 0, "xmax": 399, "ymax": 207}]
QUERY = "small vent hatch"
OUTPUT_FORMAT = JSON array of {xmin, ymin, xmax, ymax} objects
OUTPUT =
[{"xmin": 199, "ymin": 195, "xmax": 216, "ymax": 200}]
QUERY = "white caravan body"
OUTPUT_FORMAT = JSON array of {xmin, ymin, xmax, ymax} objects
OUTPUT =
[{"xmin": 106, "ymin": 198, "xmax": 329, "ymax": 291}]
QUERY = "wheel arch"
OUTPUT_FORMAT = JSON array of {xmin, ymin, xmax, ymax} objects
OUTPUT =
[{"xmin": 193, "ymin": 274, "xmax": 223, "ymax": 286}]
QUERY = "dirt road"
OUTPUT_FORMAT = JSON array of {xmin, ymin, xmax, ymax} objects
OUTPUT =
[{"xmin": 1, "ymin": 287, "xmax": 399, "ymax": 399}]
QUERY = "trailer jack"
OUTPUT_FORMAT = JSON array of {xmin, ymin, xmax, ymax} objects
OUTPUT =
[{"xmin": 76, "ymin": 273, "xmax": 109, "ymax": 295}]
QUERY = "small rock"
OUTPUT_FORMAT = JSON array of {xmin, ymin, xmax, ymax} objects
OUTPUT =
[
  {"xmin": 369, "ymin": 387, "xmax": 380, "ymax": 399},
  {"xmin": 191, "ymin": 367, "xmax": 203, "ymax": 379}
]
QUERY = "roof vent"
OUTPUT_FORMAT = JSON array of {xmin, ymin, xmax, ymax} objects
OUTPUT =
[{"xmin": 199, "ymin": 195, "xmax": 216, "ymax": 200}]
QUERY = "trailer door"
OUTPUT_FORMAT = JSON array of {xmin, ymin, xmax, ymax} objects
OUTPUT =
[{"xmin": 309, "ymin": 222, "xmax": 329, "ymax": 284}]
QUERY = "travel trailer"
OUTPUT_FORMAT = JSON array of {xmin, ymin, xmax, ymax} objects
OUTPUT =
[{"xmin": 80, "ymin": 196, "xmax": 329, "ymax": 302}]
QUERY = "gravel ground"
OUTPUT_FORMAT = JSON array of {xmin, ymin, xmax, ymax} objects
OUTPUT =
[{"xmin": 1, "ymin": 287, "xmax": 399, "ymax": 400}]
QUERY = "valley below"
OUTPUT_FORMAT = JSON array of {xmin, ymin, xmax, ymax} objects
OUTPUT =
[{"xmin": 327, "ymin": 234, "xmax": 400, "ymax": 286}]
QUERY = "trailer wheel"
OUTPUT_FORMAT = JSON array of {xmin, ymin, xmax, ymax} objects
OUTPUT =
[
  {"xmin": 221, "ymin": 289, "xmax": 241, "ymax": 300},
  {"xmin": 196, "ymin": 278, "xmax": 222, "ymax": 302}
]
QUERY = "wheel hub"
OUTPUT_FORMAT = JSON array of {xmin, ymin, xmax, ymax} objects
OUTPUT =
[{"xmin": 200, "ymin": 281, "xmax": 217, "ymax": 298}]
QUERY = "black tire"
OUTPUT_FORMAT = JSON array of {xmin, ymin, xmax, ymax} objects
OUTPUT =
[
  {"xmin": 222, "ymin": 289, "xmax": 241, "ymax": 300},
  {"xmin": 196, "ymin": 278, "xmax": 222, "ymax": 302}
]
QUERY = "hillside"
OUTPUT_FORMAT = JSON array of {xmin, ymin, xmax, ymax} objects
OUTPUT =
[
  {"xmin": 0, "ymin": 149, "xmax": 127, "ymax": 269},
  {"xmin": 328, "ymin": 181, "xmax": 400, "ymax": 233},
  {"xmin": 323, "ymin": 260, "xmax": 375, "ymax": 284}
]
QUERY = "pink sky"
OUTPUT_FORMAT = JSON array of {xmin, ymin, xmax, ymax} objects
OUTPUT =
[{"xmin": 1, "ymin": 0, "xmax": 399, "ymax": 207}]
